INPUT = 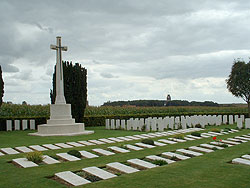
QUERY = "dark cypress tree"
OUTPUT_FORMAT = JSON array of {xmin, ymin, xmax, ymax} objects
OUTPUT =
[
  {"xmin": 50, "ymin": 61, "xmax": 87, "ymax": 122},
  {"xmin": 0, "ymin": 66, "xmax": 4, "ymax": 107}
]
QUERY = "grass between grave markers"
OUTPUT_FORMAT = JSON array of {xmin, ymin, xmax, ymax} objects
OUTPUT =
[{"xmin": 0, "ymin": 125, "xmax": 249, "ymax": 188}]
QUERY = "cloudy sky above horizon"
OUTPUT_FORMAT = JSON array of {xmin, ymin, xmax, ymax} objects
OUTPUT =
[{"xmin": 1, "ymin": 0, "xmax": 249, "ymax": 106}]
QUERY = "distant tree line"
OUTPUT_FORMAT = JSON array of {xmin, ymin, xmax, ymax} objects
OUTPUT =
[
  {"xmin": 0, "ymin": 65, "xmax": 4, "ymax": 107},
  {"xmin": 102, "ymin": 100, "xmax": 219, "ymax": 107}
]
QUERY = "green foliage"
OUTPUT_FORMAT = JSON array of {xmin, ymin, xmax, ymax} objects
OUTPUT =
[
  {"xmin": 221, "ymin": 144, "xmax": 228, "ymax": 148},
  {"xmin": 0, "ymin": 66, "xmax": 3, "ymax": 107},
  {"xmin": 26, "ymin": 151, "xmax": 43, "ymax": 164},
  {"xmin": 226, "ymin": 59, "xmax": 250, "ymax": 116},
  {"xmin": 212, "ymin": 147, "xmax": 218, "ymax": 151},
  {"xmin": 170, "ymin": 156, "xmax": 178, "ymax": 161},
  {"xmin": 191, "ymin": 132, "xmax": 201, "ymax": 137},
  {"xmin": 50, "ymin": 61, "xmax": 87, "ymax": 123},
  {"xmin": 142, "ymin": 139, "xmax": 154, "ymax": 145},
  {"xmin": 173, "ymin": 134, "xmax": 184, "ymax": 139},
  {"xmin": 211, "ymin": 128, "xmax": 221, "ymax": 133},
  {"xmin": 224, "ymin": 128, "xmax": 231, "ymax": 131},
  {"xmin": 151, "ymin": 159, "xmax": 168, "ymax": 166},
  {"xmin": 67, "ymin": 150, "xmax": 81, "ymax": 158},
  {"xmin": 120, "ymin": 144, "xmax": 128, "ymax": 149}
]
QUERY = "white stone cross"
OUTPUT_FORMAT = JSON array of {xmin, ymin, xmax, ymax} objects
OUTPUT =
[{"xmin": 50, "ymin": 36, "xmax": 68, "ymax": 104}]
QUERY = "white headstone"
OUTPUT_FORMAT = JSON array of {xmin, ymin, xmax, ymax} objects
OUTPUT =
[
  {"xmin": 240, "ymin": 115, "xmax": 245, "ymax": 122},
  {"xmin": 229, "ymin": 115, "xmax": 233, "ymax": 125},
  {"xmin": 234, "ymin": 115, "xmax": 239, "ymax": 123},
  {"xmin": 22, "ymin": 120, "xmax": 28, "ymax": 130},
  {"xmin": 6, "ymin": 120, "xmax": 12, "ymax": 131},
  {"xmin": 245, "ymin": 118, "xmax": 250, "ymax": 129},
  {"xmin": 30, "ymin": 119, "xmax": 35, "ymax": 130},
  {"xmin": 237, "ymin": 118, "xmax": 243, "ymax": 129},
  {"xmin": 105, "ymin": 119, "xmax": 110, "ymax": 129},
  {"xmin": 223, "ymin": 115, "xmax": 227, "ymax": 124},
  {"xmin": 110, "ymin": 119, "xmax": 115, "ymax": 129},
  {"xmin": 115, "ymin": 119, "xmax": 120, "ymax": 129},
  {"xmin": 121, "ymin": 120, "xmax": 126, "ymax": 129},
  {"xmin": 14, "ymin": 120, "xmax": 20, "ymax": 130}
]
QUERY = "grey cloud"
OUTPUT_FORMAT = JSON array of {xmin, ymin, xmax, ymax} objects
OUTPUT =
[{"xmin": 100, "ymin": 72, "xmax": 118, "ymax": 79}]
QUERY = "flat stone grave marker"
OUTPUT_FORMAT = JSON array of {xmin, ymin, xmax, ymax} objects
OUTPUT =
[
  {"xmin": 209, "ymin": 132, "xmax": 223, "ymax": 135},
  {"xmin": 98, "ymin": 138, "xmax": 115, "ymax": 143},
  {"xmin": 153, "ymin": 141, "xmax": 167, "ymax": 146},
  {"xmin": 141, "ymin": 134, "xmax": 155, "ymax": 138},
  {"xmin": 92, "ymin": 148, "xmax": 115, "ymax": 156},
  {"xmin": 125, "ymin": 136, "xmax": 141, "ymax": 140},
  {"xmin": 29, "ymin": 145, "xmax": 48, "ymax": 151},
  {"xmin": 221, "ymin": 132, "xmax": 229, "ymax": 134},
  {"xmin": 82, "ymin": 166, "xmax": 117, "ymax": 180},
  {"xmin": 232, "ymin": 158, "xmax": 250, "ymax": 166},
  {"xmin": 158, "ymin": 139, "xmax": 177, "ymax": 144},
  {"xmin": 176, "ymin": 149, "xmax": 203, "ymax": 157},
  {"xmin": 15, "ymin": 146, "xmax": 33, "ymax": 153},
  {"xmin": 188, "ymin": 146, "xmax": 214, "ymax": 153},
  {"xmin": 184, "ymin": 137, "xmax": 195, "ymax": 141},
  {"xmin": 241, "ymin": 154, "xmax": 250, "ymax": 160},
  {"xmin": 78, "ymin": 141, "xmax": 95, "ymax": 146},
  {"xmin": 135, "ymin": 143, "xmax": 155, "ymax": 149},
  {"xmin": 186, "ymin": 135, "xmax": 202, "ymax": 139},
  {"xmin": 79, "ymin": 150, "xmax": 99, "ymax": 159},
  {"xmin": 88, "ymin": 140, "xmax": 105, "ymax": 145},
  {"xmin": 125, "ymin": 144, "xmax": 143, "ymax": 151},
  {"xmin": 66, "ymin": 142, "xmax": 85, "ymax": 147},
  {"xmin": 43, "ymin": 144, "xmax": 61, "ymax": 150},
  {"xmin": 200, "ymin": 144, "xmax": 224, "ymax": 150},
  {"xmin": 220, "ymin": 140, "xmax": 240, "ymax": 145},
  {"xmin": 127, "ymin": 158, "xmax": 157, "ymax": 170},
  {"xmin": 201, "ymin": 133, "xmax": 216, "ymax": 136},
  {"xmin": 43, "ymin": 155, "xmax": 60, "ymax": 164},
  {"xmin": 133, "ymin": 135, "xmax": 148, "ymax": 139},
  {"xmin": 1, "ymin": 147, "xmax": 20, "ymax": 155},
  {"xmin": 168, "ymin": 138, "xmax": 186, "ymax": 143},
  {"xmin": 106, "ymin": 162, "xmax": 139, "ymax": 174},
  {"xmin": 56, "ymin": 153, "xmax": 81, "ymax": 161},
  {"xmin": 55, "ymin": 171, "xmax": 90, "ymax": 186},
  {"xmin": 231, "ymin": 129, "xmax": 239, "ymax": 132},
  {"xmin": 107, "ymin": 138, "xmax": 124, "ymax": 142},
  {"xmin": 117, "ymin": 136, "xmax": 132, "ymax": 141},
  {"xmin": 242, "ymin": 135, "xmax": 250, "ymax": 138},
  {"xmin": 162, "ymin": 152, "xmax": 190, "ymax": 160},
  {"xmin": 108, "ymin": 146, "xmax": 130, "ymax": 153},
  {"xmin": 0, "ymin": 151, "xmax": 5, "ymax": 156},
  {"xmin": 227, "ymin": 138, "xmax": 247, "ymax": 143},
  {"xmin": 210, "ymin": 142, "xmax": 232, "ymax": 147},
  {"xmin": 12, "ymin": 158, "xmax": 38, "ymax": 168},
  {"xmin": 200, "ymin": 134, "xmax": 210, "ymax": 138},
  {"xmin": 54, "ymin": 143, "xmax": 73, "ymax": 149},
  {"xmin": 145, "ymin": 155, "xmax": 175, "ymax": 164},
  {"xmin": 235, "ymin": 136, "xmax": 250, "ymax": 141}
]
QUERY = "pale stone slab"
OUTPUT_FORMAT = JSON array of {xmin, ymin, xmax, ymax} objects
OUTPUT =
[
  {"xmin": 22, "ymin": 120, "xmax": 28, "ymax": 130},
  {"xmin": 79, "ymin": 150, "xmax": 99, "ymax": 158},
  {"xmin": 106, "ymin": 162, "xmax": 139, "ymax": 174},
  {"xmin": 241, "ymin": 155, "xmax": 250, "ymax": 160},
  {"xmin": 184, "ymin": 137, "xmax": 195, "ymax": 141},
  {"xmin": 43, "ymin": 155, "xmax": 60, "ymax": 164},
  {"xmin": 210, "ymin": 142, "xmax": 233, "ymax": 147},
  {"xmin": 117, "ymin": 136, "xmax": 133, "ymax": 141},
  {"xmin": 78, "ymin": 141, "xmax": 95, "ymax": 146},
  {"xmin": 1, "ymin": 147, "xmax": 20, "ymax": 155},
  {"xmin": 55, "ymin": 171, "xmax": 90, "ymax": 186},
  {"xmin": 188, "ymin": 146, "xmax": 214, "ymax": 153},
  {"xmin": 186, "ymin": 135, "xmax": 202, "ymax": 139},
  {"xmin": 242, "ymin": 135, "xmax": 250, "ymax": 138},
  {"xmin": 235, "ymin": 136, "xmax": 250, "ymax": 141},
  {"xmin": 135, "ymin": 143, "xmax": 155, "ymax": 148},
  {"xmin": 227, "ymin": 138, "xmax": 247, "ymax": 143},
  {"xmin": 15, "ymin": 146, "xmax": 33, "ymax": 153},
  {"xmin": 133, "ymin": 135, "xmax": 148, "ymax": 139},
  {"xmin": 0, "ymin": 152, "xmax": 4, "ymax": 156},
  {"xmin": 127, "ymin": 158, "xmax": 158, "ymax": 170},
  {"xmin": 12, "ymin": 158, "xmax": 38, "ymax": 168},
  {"xmin": 169, "ymin": 138, "xmax": 186, "ymax": 143},
  {"xmin": 146, "ymin": 155, "xmax": 175, "ymax": 164},
  {"xmin": 56, "ymin": 153, "xmax": 81, "ymax": 161},
  {"xmin": 162, "ymin": 152, "xmax": 190, "ymax": 160},
  {"xmin": 125, "ymin": 136, "xmax": 141, "ymax": 140},
  {"xmin": 66, "ymin": 142, "xmax": 85, "ymax": 147},
  {"xmin": 108, "ymin": 146, "xmax": 130, "ymax": 153},
  {"xmin": 14, "ymin": 120, "xmax": 20, "ymax": 130},
  {"xmin": 158, "ymin": 139, "xmax": 177, "ymax": 144},
  {"xmin": 141, "ymin": 134, "xmax": 155, "ymax": 138},
  {"xmin": 43, "ymin": 144, "xmax": 61, "ymax": 150},
  {"xmin": 230, "ymin": 129, "xmax": 239, "ymax": 132},
  {"xmin": 232, "ymin": 158, "xmax": 250, "ymax": 166},
  {"xmin": 29, "ymin": 145, "xmax": 48, "ymax": 151},
  {"xmin": 30, "ymin": 119, "xmax": 35, "ymax": 130},
  {"xmin": 176, "ymin": 149, "xmax": 203, "ymax": 157},
  {"xmin": 107, "ymin": 138, "xmax": 124, "ymax": 142},
  {"xmin": 82, "ymin": 166, "xmax": 117, "ymax": 180},
  {"xmin": 88, "ymin": 140, "xmax": 105, "ymax": 145},
  {"xmin": 220, "ymin": 140, "xmax": 240, "ymax": 145},
  {"xmin": 200, "ymin": 144, "xmax": 224, "ymax": 150},
  {"xmin": 54, "ymin": 143, "xmax": 73, "ymax": 148},
  {"xmin": 202, "ymin": 133, "xmax": 216, "ymax": 137},
  {"xmin": 200, "ymin": 134, "xmax": 210, "ymax": 138},
  {"xmin": 125, "ymin": 144, "xmax": 143, "ymax": 151},
  {"xmin": 92, "ymin": 148, "xmax": 115, "ymax": 156},
  {"xmin": 7, "ymin": 120, "xmax": 12, "ymax": 131},
  {"xmin": 153, "ymin": 141, "xmax": 167, "ymax": 146},
  {"xmin": 98, "ymin": 138, "xmax": 115, "ymax": 143},
  {"xmin": 209, "ymin": 132, "xmax": 223, "ymax": 135}
]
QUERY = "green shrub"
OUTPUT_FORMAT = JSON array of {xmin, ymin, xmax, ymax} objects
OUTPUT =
[
  {"xmin": 191, "ymin": 132, "xmax": 201, "ymax": 137},
  {"xmin": 195, "ymin": 124, "xmax": 202, "ymax": 128},
  {"xmin": 67, "ymin": 150, "xmax": 81, "ymax": 158},
  {"xmin": 151, "ymin": 160, "xmax": 168, "ymax": 166},
  {"xmin": 224, "ymin": 127, "xmax": 231, "ymax": 131},
  {"xmin": 26, "ymin": 151, "xmax": 43, "ymax": 164},
  {"xmin": 170, "ymin": 156, "xmax": 178, "ymax": 161},
  {"xmin": 212, "ymin": 147, "xmax": 218, "ymax": 151},
  {"xmin": 221, "ymin": 144, "xmax": 228, "ymax": 148},
  {"xmin": 120, "ymin": 144, "xmax": 128, "ymax": 149},
  {"xmin": 141, "ymin": 125, "xmax": 146, "ymax": 132},
  {"xmin": 173, "ymin": 134, "xmax": 184, "ymax": 139},
  {"xmin": 211, "ymin": 128, "xmax": 221, "ymax": 133},
  {"xmin": 142, "ymin": 139, "xmax": 154, "ymax": 145}
]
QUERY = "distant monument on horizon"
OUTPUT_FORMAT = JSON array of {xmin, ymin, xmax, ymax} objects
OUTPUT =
[{"xmin": 167, "ymin": 94, "xmax": 171, "ymax": 102}]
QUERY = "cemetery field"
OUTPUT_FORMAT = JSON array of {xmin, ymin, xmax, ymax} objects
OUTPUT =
[{"xmin": 0, "ymin": 125, "xmax": 249, "ymax": 188}]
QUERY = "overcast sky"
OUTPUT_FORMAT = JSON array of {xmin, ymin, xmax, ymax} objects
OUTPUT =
[{"xmin": 1, "ymin": 0, "xmax": 249, "ymax": 106}]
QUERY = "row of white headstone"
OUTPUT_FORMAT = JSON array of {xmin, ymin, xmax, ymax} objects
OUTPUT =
[
  {"xmin": 237, "ymin": 118, "xmax": 250, "ymax": 129},
  {"xmin": 6, "ymin": 120, "xmax": 36, "ymax": 131},
  {"xmin": 106, "ymin": 114, "xmax": 245, "ymax": 131}
]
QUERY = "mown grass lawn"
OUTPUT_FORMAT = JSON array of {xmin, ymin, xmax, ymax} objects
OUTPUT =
[{"xmin": 0, "ymin": 125, "xmax": 249, "ymax": 188}]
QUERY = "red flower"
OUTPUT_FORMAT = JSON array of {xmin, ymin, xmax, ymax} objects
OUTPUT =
[
  {"xmin": 220, "ymin": 139, "xmax": 222, "ymax": 142},
  {"xmin": 213, "ymin": 136, "xmax": 217, "ymax": 140}
]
